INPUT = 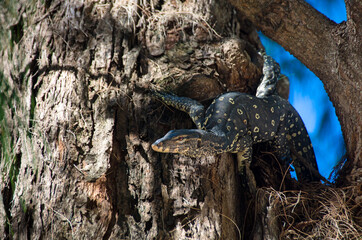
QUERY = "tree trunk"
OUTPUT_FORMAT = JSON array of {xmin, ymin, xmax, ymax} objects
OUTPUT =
[
  {"xmin": 1, "ymin": 0, "xmax": 360, "ymax": 240},
  {"xmin": 0, "ymin": 0, "xmax": 266, "ymax": 239}
]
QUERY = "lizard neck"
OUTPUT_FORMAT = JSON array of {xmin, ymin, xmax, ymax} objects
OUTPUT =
[{"xmin": 197, "ymin": 131, "xmax": 227, "ymax": 155}]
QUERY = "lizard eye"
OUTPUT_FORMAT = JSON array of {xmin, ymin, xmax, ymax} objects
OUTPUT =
[{"xmin": 176, "ymin": 136, "xmax": 185, "ymax": 142}]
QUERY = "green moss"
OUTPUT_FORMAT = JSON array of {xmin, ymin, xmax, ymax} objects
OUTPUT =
[
  {"xmin": 20, "ymin": 198, "xmax": 27, "ymax": 214},
  {"xmin": 0, "ymin": 71, "xmax": 18, "ymax": 189},
  {"xmin": 0, "ymin": 1, "xmax": 18, "ymax": 51}
]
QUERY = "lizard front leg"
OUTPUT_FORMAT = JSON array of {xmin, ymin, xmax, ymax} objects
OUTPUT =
[
  {"xmin": 236, "ymin": 136, "xmax": 256, "ymax": 192},
  {"xmin": 236, "ymin": 136, "xmax": 253, "ymax": 174},
  {"xmin": 152, "ymin": 91, "xmax": 205, "ymax": 129}
]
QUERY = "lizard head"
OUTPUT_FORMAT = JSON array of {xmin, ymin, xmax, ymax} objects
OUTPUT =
[{"xmin": 152, "ymin": 129, "xmax": 208, "ymax": 157}]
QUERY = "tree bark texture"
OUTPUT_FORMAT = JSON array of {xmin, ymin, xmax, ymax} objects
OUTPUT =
[
  {"xmin": 227, "ymin": 0, "xmax": 362, "ymax": 185},
  {"xmin": 0, "ymin": 0, "xmax": 284, "ymax": 239},
  {"xmin": 2, "ymin": 0, "xmax": 360, "ymax": 239}
]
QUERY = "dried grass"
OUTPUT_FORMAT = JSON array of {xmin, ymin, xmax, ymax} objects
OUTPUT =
[{"xmin": 266, "ymin": 185, "xmax": 362, "ymax": 239}]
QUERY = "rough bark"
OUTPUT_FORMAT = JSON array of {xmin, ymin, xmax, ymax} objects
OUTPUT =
[
  {"xmin": 0, "ymin": 0, "xmax": 274, "ymax": 239},
  {"xmin": 1, "ymin": 0, "xmax": 359, "ymax": 239},
  {"xmin": 227, "ymin": 0, "xmax": 362, "ymax": 185}
]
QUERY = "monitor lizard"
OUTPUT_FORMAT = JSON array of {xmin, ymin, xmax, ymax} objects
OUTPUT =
[{"xmin": 152, "ymin": 53, "xmax": 320, "ymax": 182}]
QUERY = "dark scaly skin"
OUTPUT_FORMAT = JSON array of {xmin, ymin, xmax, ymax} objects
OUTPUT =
[
  {"xmin": 152, "ymin": 54, "xmax": 321, "ymax": 182},
  {"xmin": 152, "ymin": 92, "xmax": 320, "ymax": 182},
  {"xmin": 256, "ymin": 51, "xmax": 280, "ymax": 98}
]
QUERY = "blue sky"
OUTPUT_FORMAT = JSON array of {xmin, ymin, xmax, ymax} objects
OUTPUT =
[{"xmin": 259, "ymin": 0, "xmax": 347, "ymax": 180}]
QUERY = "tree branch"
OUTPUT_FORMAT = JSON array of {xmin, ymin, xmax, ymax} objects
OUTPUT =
[
  {"xmin": 345, "ymin": 0, "xmax": 362, "ymax": 30},
  {"xmin": 227, "ymin": 0, "xmax": 337, "ymax": 82}
]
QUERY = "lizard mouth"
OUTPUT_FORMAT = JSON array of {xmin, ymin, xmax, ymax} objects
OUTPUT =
[
  {"xmin": 151, "ymin": 138, "xmax": 175, "ymax": 153},
  {"xmin": 152, "ymin": 142, "xmax": 169, "ymax": 153},
  {"xmin": 152, "ymin": 140, "xmax": 188, "ymax": 154}
]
